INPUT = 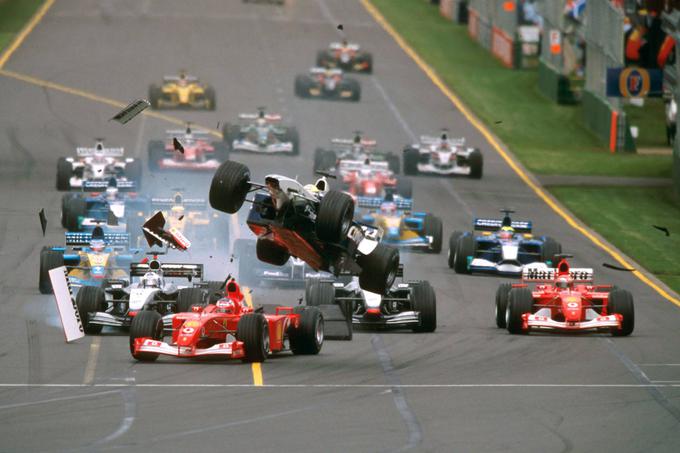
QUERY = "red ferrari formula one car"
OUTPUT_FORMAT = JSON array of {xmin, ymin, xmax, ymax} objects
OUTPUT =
[
  {"xmin": 148, "ymin": 125, "xmax": 228, "ymax": 171},
  {"xmin": 130, "ymin": 278, "xmax": 324, "ymax": 362},
  {"xmin": 338, "ymin": 158, "xmax": 412, "ymax": 199},
  {"xmin": 496, "ymin": 255, "xmax": 634, "ymax": 336}
]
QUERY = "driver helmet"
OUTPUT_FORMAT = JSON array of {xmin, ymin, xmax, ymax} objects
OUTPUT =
[
  {"xmin": 215, "ymin": 299, "xmax": 235, "ymax": 313},
  {"xmin": 90, "ymin": 238, "xmax": 105, "ymax": 253},
  {"xmin": 380, "ymin": 201, "xmax": 397, "ymax": 216},
  {"xmin": 142, "ymin": 272, "xmax": 161, "ymax": 288},
  {"xmin": 556, "ymin": 277, "xmax": 570, "ymax": 289},
  {"xmin": 499, "ymin": 226, "xmax": 514, "ymax": 241},
  {"xmin": 105, "ymin": 185, "xmax": 118, "ymax": 201}
]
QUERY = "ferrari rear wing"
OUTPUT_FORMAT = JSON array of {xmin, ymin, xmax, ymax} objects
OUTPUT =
[
  {"xmin": 331, "ymin": 138, "xmax": 376, "ymax": 148},
  {"xmin": 130, "ymin": 262, "xmax": 203, "ymax": 279},
  {"xmin": 474, "ymin": 218, "xmax": 532, "ymax": 233},
  {"xmin": 65, "ymin": 232, "xmax": 130, "ymax": 248},
  {"xmin": 165, "ymin": 130, "xmax": 212, "ymax": 140},
  {"xmin": 76, "ymin": 147, "xmax": 124, "ymax": 157},
  {"xmin": 522, "ymin": 267, "xmax": 594, "ymax": 282}
]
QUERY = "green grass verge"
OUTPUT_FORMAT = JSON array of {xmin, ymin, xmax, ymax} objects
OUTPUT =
[
  {"xmin": 371, "ymin": 0, "xmax": 671, "ymax": 178},
  {"xmin": 551, "ymin": 186, "xmax": 680, "ymax": 294},
  {"xmin": 624, "ymin": 98, "xmax": 668, "ymax": 149},
  {"xmin": 0, "ymin": 0, "xmax": 44, "ymax": 54}
]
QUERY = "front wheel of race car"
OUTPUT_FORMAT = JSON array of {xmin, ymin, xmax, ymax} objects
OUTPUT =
[
  {"xmin": 284, "ymin": 126, "xmax": 300, "ymax": 155},
  {"xmin": 209, "ymin": 160, "xmax": 251, "ymax": 214},
  {"xmin": 305, "ymin": 280, "xmax": 335, "ymax": 306},
  {"xmin": 423, "ymin": 214, "xmax": 443, "ymax": 253},
  {"xmin": 39, "ymin": 249, "xmax": 64, "ymax": 294},
  {"xmin": 316, "ymin": 50, "xmax": 329, "ymax": 67},
  {"xmin": 541, "ymin": 237, "xmax": 562, "ymax": 265},
  {"xmin": 447, "ymin": 231, "xmax": 463, "ymax": 268},
  {"xmin": 347, "ymin": 79, "xmax": 361, "ymax": 102},
  {"xmin": 495, "ymin": 283, "xmax": 512, "ymax": 328},
  {"xmin": 608, "ymin": 289, "xmax": 635, "ymax": 336},
  {"xmin": 148, "ymin": 84, "xmax": 162, "ymax": 109},
  {"xmin": 204, "ymin": 86, "xmax": 216, "ymax": 110},
  {"xmin": 453, "ymin": 234, "xmax": 475, "ymax": 274},
  {"xmin": 129, "ymin": 311, "xmax": 164, "ymax": 361},
  {"xmin": 56, "ymin": 157, "xmax": 72, "ymax": 191},
  {"xmin": 358, "ymin": 243, "xmax": 400, "ymax": 295},
  {"xmin": 361, "ymin": 53, "xmax": 374, "ymax": 74},
  {"xmin": 506, "ymin": 288, "xmax": 533, "ymax": 334},
  {"xmin": 65, "ymin": 197, "xmax": 86, "ymax": 232},
  {"xmin": 289, "ymin": 306, "xmax": 324, "ymax": 355},
  {"xmin": 76, "ymin": 286, "xmax": 106, "ymax": 334},
  {"xmin": 125, "ymin": 159, "xmax": 142, "ymax": 189},
  {"xmin": 386, "ymin": 153, "xmax": 401, "ymax": 174},
  {"xmin": 403, "ymin": 147, "xmax": 420, "ymax": 175},
  {"xmin": 412, "ymin": 281, "xmax": 436, "ymax": 332},
  {"xmin": 316, "ymin": 190, "xmax": 354, "ymax": 243},
  {"xmin": 256, "ymin": 238, "xmax": 290, "ymax": 266},
  {"xmin": 237, "ymin": 313, "xmax": 269, "ymax": 363},
  {"xmin": 176, "ymin": 287, "xmax": 205, "ymax": 313},
  {"xmin": 294, "ymin": 75, "xmax": 311, "ymax": 98},
  {"xmin": 468, "ymin": 148, "xmax": 483, "ymax": 179}
]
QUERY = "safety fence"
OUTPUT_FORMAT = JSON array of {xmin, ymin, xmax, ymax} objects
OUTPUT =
[{"xmin": 662, "ymin": 9, "xmax": 680, "ymax": 195}]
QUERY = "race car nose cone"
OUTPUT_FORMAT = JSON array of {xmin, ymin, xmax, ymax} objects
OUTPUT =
[{"xmin": 387, "ymin": 227, "xmax": 400, "ymax": 238}]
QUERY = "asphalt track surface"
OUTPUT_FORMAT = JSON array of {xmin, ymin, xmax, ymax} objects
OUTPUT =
[{"xmin": 1, "ymin": 1, "xmax": 680, "ymax": 451}]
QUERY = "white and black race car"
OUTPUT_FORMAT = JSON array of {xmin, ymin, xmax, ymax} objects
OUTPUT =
[
  {"xmin": 222, "ymin": 108, "xmax": 299, "ymax": 155},
  {"xmin": 56, "ymin": 140, "xmax": 142, "ymax": 191},
  {"xmin": 403, "ymin": 131, "xmax": 482, "ymax": 178}
]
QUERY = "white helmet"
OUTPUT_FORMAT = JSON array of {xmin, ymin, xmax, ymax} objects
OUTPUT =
[{"xmin": 142, "ymin": 272, "xmax": 161, "ymax": 288}]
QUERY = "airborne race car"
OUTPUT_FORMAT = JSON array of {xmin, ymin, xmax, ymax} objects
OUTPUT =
[
  {"xmin": 496, "ymin": 256, "xmax": 634, "ymax": 336},
  {"xmin": 148, "ymin": 72, "xmax": 216, "ymax": 110},
  {"xmin": 56, "ymin": 140, "xmax": 142, "ymax": 191},
  {"xmin": 449, "ymin": 210, "xmax": 561, "ymax": 276},
  {"xmin": 222, "ymin": 108, "xmax": 299, "ymax": 155},
  {"xmin": 306, "ymin": 267, "xmax": 436, "ymax": 332},
  {"xmin": 404, "ymin": 132, "xmax": 483, "ymax": 178},
  {"xmin": 148, "ymin": 125, "xmax": 228, "ymax": 171},
  {"xmin": 313, "ymin": 134, "xmax": 400, "ymax": 174},
  {"xmin": 316, "ymin": 40, "xmax": 373, "ymax": 74},
  {"xmin": 209, "ymin": 160, "xmax": 400, "ymax": 295},
  {"xmin": 130, "ymin": 278, "xmax": 324, "ymax": 362},
  {"xmin": 295, "ymin": 68, "xmax": 361, "ymax": 101}
]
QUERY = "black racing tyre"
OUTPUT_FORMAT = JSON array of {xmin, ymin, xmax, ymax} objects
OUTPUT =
[
  {"xmin": 56, "ymin": 157, "xmax": 72, "ymax": 191},
  {"xmin": 608, "ymin": 289, "xmax": 635, "ymax": 337},
  {"xmin": 209, "ymin": 160, "xmax": 251, "ymax": 214},
  {"xmin": 453, "ymin": 234, "xmax": 475, "ymax": 274},
  {"xmin": 284, "ymin": 126, "xmax": 300, "ymax": 155},
  {"xmin": 147, "ymin": 140, "xmax": 165, "ymax": 172},
  {"xmin": 148, "ymin": 84, "xmax": 162, "ymax": 109},
  {"xmin": 316, "ymin": 190, "xmax": 354, "ymax": 243},
  {"xmin": 76, "ymin": 286, "xmax": 106, "ymax": 334},
  {"xmin": 295, "ymin": 75, "xmax": 311, "ymax": 98},
  {"xmin": 176, "ymin": 287, "xmax": 205, "ymax": 312},
  {"xmin": 361, "ymin": 53, "xmax": 373, "ymax": 74},
  {"xmin": 313, "ymin": 148, "xmax": 325, "ymax": 172},
  {"xmin": 423, "ymin": 214, "xmax": 443, "ymax": 253},
  {"xmin": 221, "ymin": 123, "xmax": 241, "ymax": 147},
  {"xmin": 256, "ymin": 238, "xmax": 290, "ymax": 266},
  {"xmin": 39, "ymin": 249, "xmax": 64, "ymax": 294},
  {"xmin": 306, "ymin": 280, "xmax": 335, "ymax": 307},
  {"xmin": 61, "ymin": 193, "xmax": 77, "ymax": 228},
  {"xmin": 447, "ymin": 231, "xmax": 463, "ymax": 268},
  {"xmin": 396, "ymin": 178, "xmax": 412, "ymax": 199},
  {"xmin": 412, "ymin": 281, "xmax": 437, "ymax": 332},
  {"xmin": 403, "ymin": 147, "xmax": 420, "ymax": 175},
  {"xmin": 211, "ymin": 141, "xmax": 230, "ymax": 162},
  {"xmin": 203, "ymin": 280, "xmax": 226, "ymax": 304},
  {"xmin": 506, "ymin": 287, "xmax": 533, "ymax": 334},
  {"xmin": 347, "ymin": 78, "xmax": 361, "ymax": 101},
  {"xmin": 468, "ymin": 148, "xmax": 483, "ymax": 179},
  {"xmin": 358, "ymin": 243, "xmax": 400, "ymax": 295},
  {"xmin": 204, "ymin": 86, "xmax": 216, "ymax": 110},
  {"xmin": 289, "ymin": 306, "xmax": 324, "ymax": 355},
  {"xmin": 65, "ymin": 197, "xmax": 86, "ymax": 232},
  {"xmin": 541, "ymin": 237, "xmax": 562, "ymax": 265},
  {"xmin": 495, "ymin": 283, "xmax": 512, "ymax": 328},
  {"xmin": 237, "ymin": 313, "xmax": 269, "ymax": 363},
  {"xmin": 386, "ymin": 153, "xmax": 400, "ymax": 174},
  {"xmin": 129, "ymin": 310, "xmax": 164, "ymax": 361},
  {"xmin": 125, "ymin": 160, "xmax": 142, "ymax": 188},
  {"xmin": 320, "ymin": 150, "xmax": 337, "ymax": 171},
  {"xmin": 316, "ymin": 50, "xmax": 329, "ymax": 67}
]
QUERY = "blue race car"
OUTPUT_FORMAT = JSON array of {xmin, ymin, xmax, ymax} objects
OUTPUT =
[
  {"xmin": 448, "ymin": 209, "xmax": 562, "ymax": 276},
  {"xmin": 39, "ymin": 227, "xmax": 139, "ymax": 294},
  {"xmin": 357, "ymin": 195, "xmax": 443, "ymax": 253}
]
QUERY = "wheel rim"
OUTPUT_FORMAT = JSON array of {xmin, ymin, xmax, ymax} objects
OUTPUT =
[{"xmin": 315, "ymin": 318, "xmax": 324, "ymax": 346}]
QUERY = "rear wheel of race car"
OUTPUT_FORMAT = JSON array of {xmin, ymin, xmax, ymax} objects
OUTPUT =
[
  {"xmin": 176, "ymin": 287, "xmax": 205, "ymax": 312},
  {"xmin": 468, "ymin": 148, "xmax": 483, "ymax": 179},
  {"xmin": 495, "ymin": 283, "xmax": 512, "ymax": 328},
  {"xmin": 316, "ymin": 50, "xmax": 329, "ymax": 67},
  {"xmin": 125, "ymin": 160, "xmax": 142, "ymax": 189},
  {"xmin": 362, "ymin": 53, "xmax": 374, "ymax": 74},
  {"xmin": 423, "ymin": 214, "xmax": 443, "ymax": 253},
  {"xmin": 284, "ymin": 126, "xmax": 300, "ymax": 155},
  {"xmin": 608, "ymin": 289, "xmax": 635, "ymax": 337},
  {"xmin": 316, "ymin": 190, "xmax": 354, "ymax": 243},
  {"xmin": 412, "ymin": 281, "xmax": 437, "ymax": 332},
  {"xmin": 403, "ymin": 147, "xmax": 420, "ymax": 175},
  {"xmin": 447, "ymin": 231, "xmax": 463, "ymax": 268},
  {"xmin": 453, "ymin": 234, "xmax": 475, "ymax": 274},
  {"xmin": 56, "ymin": 157, "xmax": 72, "ymax": 191},
  {"xmin": 209, "ymin": 160, "xmax": 251, "ymax": 214},
  {"xmin": 347, "ymin": 79, "xmax": 361, "ymax": 101},
  {"xmin": 541, "ymin": 237, "xmax": 562, "ymax": 265},
  {"xmin": 148, "ymin": 85, "xmax": 162, "ymax": 109},
  {"xmin": 65, "ymin": 197, "xmax": 86, "ymax": 232},
  {"xmin": 386, "ymin": 153, "xmax": 400, "ymax": 174},
  {"xmin": 204, "ymin": 86, "xmax": 216, "ymax": 110},
  {"xmin": 256, "ymin": 238, "xmax": 290, "ymax": 266},
  {"xmin": 306, "ymin": 280, "xmax": 335, "ymax": 306},
  {"xmin": 147, "ymin": 140, "xmax": 165, "ymax": 172},
  {"xmin": 396, "ymin": 178, "xmax": 412, "ymax": 199},
  {"xmin": 294, "ymin": 75, "xmax": 311, "ymax": 98},
  {"xmin": 289, "ymin": 306, "xmax": 324, "ymax": 355},
  {"xmin": 506, "ymin": 288, "xmax": 533, "ymax": 335},
  {"xmin": 39, "ymin": 249, "xmax": 64, "ymax": 294},
  {"xmin": 76, "ymin": 286, "xmax": 106, "ymax": 334},
  {"xmin": 237, "ymin": 313, "xmax": 269, "ymax": 363},
  {"xmin": 358, "ymin": 243, "xmax": 400, "ymax": 295},
  {"xmin": 129, "ymin": 311, "xmax": 163, "ymax": 361},
  {"xmin": 61, "ymin": 193, "xmax": 76, "ymax": 228}
]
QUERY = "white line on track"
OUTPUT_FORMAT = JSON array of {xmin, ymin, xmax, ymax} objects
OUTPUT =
[
  {"xmin": 0, "ymin": 390, "xmax": 119, "ymax": 411},
  {"xmin": 3, "ymin": 383, "xmax": 680, "ymax": 388}
]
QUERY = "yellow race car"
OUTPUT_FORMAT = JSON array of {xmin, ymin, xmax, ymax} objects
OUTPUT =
[{"xmin": 148, "ymin": 71, "xmax": 216, "ymax": 110}]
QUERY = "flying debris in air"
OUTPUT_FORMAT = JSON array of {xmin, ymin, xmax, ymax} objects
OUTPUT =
[
  {"xmin": 38, "ymin": 208, "xmax": 47, "ymax": 236},
  {"xmin": 142, "ymin": 211, "xmax": 191, "ymax": 251},
  {"xmin": 494, "ymin": 120, "xmax": 503, "ymax": 124},
  {"xmin": 652, "ymin": 225, "xmax": 670, "ymax": 236},
  {"xmin": 603, "ymin": 263, "xmax": 636, "ymax": 272},
  {"xmin": 337, "ymin": 24, "xmax": 344, "ymax": 31},
  {"xmin": 110, "ymin": 99, "xmax": 150, "ymax": 124},
  {"xmin": 178, "ymin": 215, "xmax": 184, "ymax": 221},
  {"xmin": 173, "ymin": 137, "xmax": 184, "ymax": 154}
]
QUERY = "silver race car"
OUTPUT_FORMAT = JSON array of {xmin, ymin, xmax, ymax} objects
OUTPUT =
[
  {"xmin": 403, "ymin": 131, "xmax": 483, "ymax": 178},
  {"xmin": 222, "ymin": 108, "xmax": 299, "ymax": 155}
]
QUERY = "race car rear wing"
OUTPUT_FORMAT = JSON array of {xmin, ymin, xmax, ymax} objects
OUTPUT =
[
  {"xmin": 150, "ymin": 197, "xmax": 207, "ymax": 209},
  {"xmin": 65, "ymin": 232, "xmax": 130, "ymax": 249},
  {"xmin": 419, "ymin": 136, "xmax": 465, "ymax": 146},
  {"xmin": 310, "ymin": 67, "xmax": 342, "ymax": 75},
  {"xmin": 522, "ymin": 267, "xmax": 594, "ymax": 282},
  {"xmin": 82, "ymin": 179, "xmax": 136, "ymax": 192},
  {"xmin": 238, "ymin": 113, "xmax": 282, "ymax": 122},
  {"xmin": 329, "ymin": 42, "xmax": 360, "ymax": 50},
  {"xmin": 130, "ymin": 262, "xmax": 203, "ymax": 279},
  {"xmin": 163, "ymin": 75, "xmax": 198, "ymax": 83},
  {"xmin": 356, "ymin": 196, "xmax": 412, "ymax": 210},
  {"xmin": 473, "ymin": 218, "xmax": 532, "ymax": 233},
  {"xmin": 331, "ymin": 138, "xmax": 377, "ymax": 148},
  {"xmin": 165, "ymin": 130, "xmax": 212, "ymax": 140},
  {"xmin": 76, "ymin": 147, "xmax": 124, "ymax": 157}
]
